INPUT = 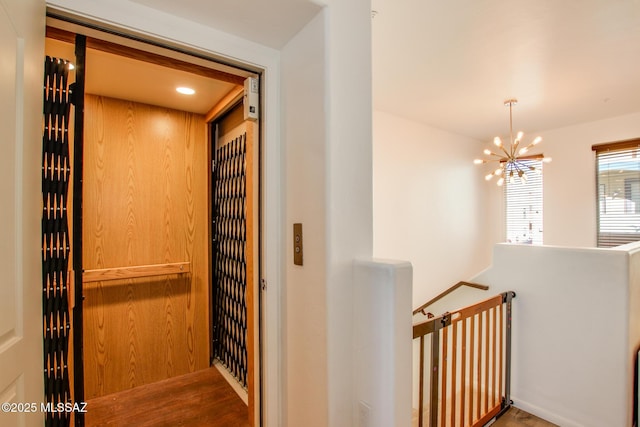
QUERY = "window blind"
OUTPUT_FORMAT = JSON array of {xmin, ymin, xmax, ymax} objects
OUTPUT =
[
  {"xmin": 593, "ymin": 139, "xmax": 640, "ymax": 247},
  {"xmin": 505, "ymin": 159, "xmax": 543, "ymax": 245}
]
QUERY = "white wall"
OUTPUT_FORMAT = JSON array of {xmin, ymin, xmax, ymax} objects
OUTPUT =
[
  {"xmin": 373, "ymin": 110, "xmax": 499, "ymax": 308},
  {"xmin": 538, "ymin": 111, "xmax": 640, "ymax": 247},
  {"xmin": 626, "ymin": 242, "xmax": 640, "ymax": 427},
  {"xmin": 354, "ymin": 259, "xmax": 412, "ymax": 427},
  {"xmin": 320, "ymin": 2, "xmax": 374, "ymax": 426},
  {"xmin": 274, "ymin": 2, "xmax": 377, "ymax": 426},
  {"xmin": 373, "ymin": 110, "xmax": 640, "ymax": 311},
  {"xmin": 281, "ymin": 10, "xmax": 328, "ymax": 426},
  {"xmin": 474, "ymin": 243, "xmax": 640, "ymax": 427},
  {"xmin": 283, "ymin": 3, "xmax": 377, "ymax": 426}
]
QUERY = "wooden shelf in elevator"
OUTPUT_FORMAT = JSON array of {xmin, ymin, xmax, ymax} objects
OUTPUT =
[{"xmin": 83, "ymin": 262, "xmax": 191, "ymax": 283}]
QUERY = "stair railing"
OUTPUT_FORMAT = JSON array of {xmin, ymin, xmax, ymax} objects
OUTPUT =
[
  {"xmin": 413, "ymin": 291, "xmax": 515, "ymax": 427},
  {"xmin": 413, "ymin": 281, "xmax": 489, "ymax": 317}
]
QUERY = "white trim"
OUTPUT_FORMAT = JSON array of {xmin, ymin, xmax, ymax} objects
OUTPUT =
[
  {"xmin": 212, "ymin": 361, "xmax": 248, "ymax": 405},
  {"xmin": 511, "ymin": 397, "xmax": 582, "ymax": 427},
  {"xmin": 44, "ymin": 2, "xmax": 284, "ymax": 425}
]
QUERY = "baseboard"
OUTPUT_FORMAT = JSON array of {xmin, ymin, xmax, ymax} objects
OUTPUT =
[{"xmin": 511, "ymin": 395, "xmax": 581, "ymax": 427}]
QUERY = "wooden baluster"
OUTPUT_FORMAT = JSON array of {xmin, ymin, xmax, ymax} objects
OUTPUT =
[
  {"xmin": 491, "ymin": 305, "xmax": 497, "ymax": 408},
  {"xmin": 460, "ymin": 318, "xmax": 467, "ymax": 427},
  {"xmin": 499, "ymin": 301, "xmax": 504, "ymax": 403},
  {"xmin": 430, "ymin": 324, "xmax": 441, "ymax": 427},
  {"xmin": 484, "ymin": 310, "xmax": 490, "ymax": 414},
  {"xmin": 476, "ymin": 313, "xmax": 482, "ymax": 422},
  {"xmin": 469, "ymin": 315, "xmax": 475, "ymax": 425},
  {"xmin": 418, "ymin": 335, "xmax": 425, "ymax": 427},
  {"xmin": 451, "ymin": 321, "xmax": 457, "ymax": 427},
  {"xmin": 441, "ymin": 327, "xmax": 448, "ymax": 427}
]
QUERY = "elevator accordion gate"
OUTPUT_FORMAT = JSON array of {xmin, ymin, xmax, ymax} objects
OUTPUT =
[
  {"xmin": 42, "ymin": 56, "xmax": 73, "ymax": 427},
  {"xmin": 212, "ymin": 133, "xmax": 248, "ymax": 388}
]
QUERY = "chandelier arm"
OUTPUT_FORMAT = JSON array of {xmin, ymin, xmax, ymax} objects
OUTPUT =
[
  {"xmin": 512, "ymin": 161, "xmax": 525, "ymax": 173},
  {"xmin": 497, "ymin": 144, "xmax": 512, "ymax": 158},
  {"xmin": 520, "ymin": 141, "xmax": 537, "ymax": 154},
  {"xmin": 476, "ymin": 99, "xmax": 545, "ymax": 185},
  {"xmin": 513, "ymin": 161, "xmax": 531, "ymax": 180}
]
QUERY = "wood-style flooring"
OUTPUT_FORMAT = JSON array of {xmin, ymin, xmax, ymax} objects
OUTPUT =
[
  {"xmin": 85, "ymin": 368, "xmax": 553, "ymax": 427},
  {"xmin": 412, "ymin": 405, "xmax": 557, "ymax": 427},
  {"xmin": 85, "ymin": 367, "xmax": 250, "ymax": 427},
  {"xmin": 490, "ymin": 407, "xmax": 559, "ymax": 427}
]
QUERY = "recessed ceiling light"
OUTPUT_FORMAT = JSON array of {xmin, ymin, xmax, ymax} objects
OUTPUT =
[{"xmin": 176, "ymin": 87, "xmax": 195, "ymax": 95}]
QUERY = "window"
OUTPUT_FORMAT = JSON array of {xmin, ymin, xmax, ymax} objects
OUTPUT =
[
  {"xmin": 593, "ymin": 139, "xmax": 640, "ymax": 247},
  {"xmin": 505, "ymin": 159, "xmax": 543, "ymax": 245}
]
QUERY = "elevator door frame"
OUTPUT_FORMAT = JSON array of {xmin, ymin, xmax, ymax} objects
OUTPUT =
[
  {"xmin": 209, "ymin": 99, "xmax": 261, "ymax": 426},
  {"xmin": 45, "ymin": 14, "xmax": 264, "ymax": 427}
]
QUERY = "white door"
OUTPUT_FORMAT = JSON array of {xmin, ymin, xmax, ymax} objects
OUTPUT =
[{"xmin": 0, "ymin": 0, "xmax": 46, "ymax": 426}]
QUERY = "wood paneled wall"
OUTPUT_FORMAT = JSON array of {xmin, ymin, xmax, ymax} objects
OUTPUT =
[{"xmin": 82, "ymin": 95, "xmax": 209, "ymax": 399}]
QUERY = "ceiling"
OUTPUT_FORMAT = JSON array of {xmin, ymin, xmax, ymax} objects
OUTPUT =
[
  {"xmin": 45, "ymin": 37, "xmax": 239, "ymax": 115},
  {"xmin": 47, "ymin": 0, "xmax": 640, "ymax": 142},
  {"xmin": 131, "ymin": 0, "xmax": 322, "ymax": 49},
  {"xmin": 372, "ymin": 0, "xmax": 640, "ymax": 141}
]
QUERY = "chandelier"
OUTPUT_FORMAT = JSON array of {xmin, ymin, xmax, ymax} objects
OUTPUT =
[{"xmin": 474, "ymin": 99, "xmax": 551, "ymax": 186}]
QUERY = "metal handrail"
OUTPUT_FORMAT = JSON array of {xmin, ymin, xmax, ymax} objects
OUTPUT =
[{"xmin": 412, "ymin": 281, "xmax": 489, "ymax": 316}]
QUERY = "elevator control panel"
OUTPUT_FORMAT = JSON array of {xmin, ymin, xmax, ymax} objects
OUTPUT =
[
  {"xmin": 244, "ymin": 77, "xmax": 259, "ymax": 121},
  {"xmin": 293, "ymin": 223, "xmax": 303, "ymax": 266}
]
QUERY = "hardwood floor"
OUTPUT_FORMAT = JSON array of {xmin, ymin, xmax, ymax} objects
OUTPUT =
[
  {"xmin": 412, "ymin": 406, "xmax": 557, "ymax": 427},
  {"xmin": 85, "ymin": 367, "xmax": 250, "ymax": 427},
  {"xmin": 490, "ymin": 407, "xmax": 558, "ymax": 427}
]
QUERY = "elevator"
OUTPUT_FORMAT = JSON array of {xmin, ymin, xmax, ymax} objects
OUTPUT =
[{"xmin": 43, "ymin": 16, "xmax": 261, "ymax": 426}]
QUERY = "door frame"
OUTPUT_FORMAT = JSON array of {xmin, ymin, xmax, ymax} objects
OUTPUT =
[
  {"xmin": 209, "ymin": 97, "xmax": 261, "ymax": 425},
  {"xmin": 45, "ymin": 10, "xmax": 272, "ymax": 426},
  {"xmin": 0, "ymin": 1, "xmax": 46, "ymax": 426}
]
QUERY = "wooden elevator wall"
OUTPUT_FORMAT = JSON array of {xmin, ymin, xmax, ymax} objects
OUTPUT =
[{"xmin": 82, "ymin": 95, "xmax": 210, "ymax": 399}]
